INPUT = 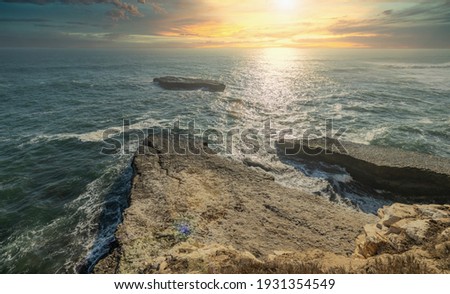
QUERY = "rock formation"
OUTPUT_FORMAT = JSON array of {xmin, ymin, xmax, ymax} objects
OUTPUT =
[
  {"xmin": 94, "ymin": 134, "xmax": 449, "ymax": 274},
  {"xmin": 354, "ymin": 203, "xmax": 450, "ymax": 272},
  {"xmin": 94, "ymin": 133, "xmax": 374, "ymax": 273},
  {"xmin": 276, "ymin": 138, "xmax": 450, "ymax": 202},
  {"xmin": 154, "ymin": 76, "xmax": 226, "ymax": 92}
]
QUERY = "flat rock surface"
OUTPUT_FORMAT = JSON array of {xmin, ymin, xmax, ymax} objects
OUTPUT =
[
  {"xmin": 330, "ymin": 140, "xmax": 449, "ymax": 175},
  {"xmin": 94, "ymin": 135, "xmax": 375, "ymax": 273},
  {"xmin": 277, "ymin": 139, "xmax": 450, "ymax": 199},
  {"xmin": 279, "ymin": 138, "xmax": 450, "ymax": 176}
]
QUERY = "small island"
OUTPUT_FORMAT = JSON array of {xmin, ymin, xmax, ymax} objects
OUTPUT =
[{"xmin": 154, "ymin": 76, "xmax": 226, "ymax": 92}]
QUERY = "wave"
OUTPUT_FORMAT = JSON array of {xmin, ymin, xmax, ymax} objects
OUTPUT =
[
  {"xmin": 16, "ymin": 132, "xmax": 106, "ymax": 147},
  {"xmin": 65, "ymin": 160, "xmax": 132, "ymax": 273},
  {"xmin": 0, "ymin": 214, "xmax": 68, "ymax": 273},
  {"xmin": 0, "ymin": 137, "xmax": 11, "ymax": 143},
  {"xmin": 20, "ymin": 119, "xmax": 163, "ymax": 146},
  {"xmin": 243, "ymin": 151, "xmax": 391, "ymax": 214},
  {"xmin": 0, "ymin": 83, "xmax": 12, "ymax": 89},
  {"xmin": 0, "ymin": 158, "xmax": 131, "ymax": 273}
]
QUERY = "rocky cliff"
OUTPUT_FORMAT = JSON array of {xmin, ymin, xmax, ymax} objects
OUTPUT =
[
  {"xmin": 94, "ymin": 135, "xmax": 449, "ymax": 274},
  {"xmin": 353, "ymin": 203, "xmax": 450, "ymax": 273}
]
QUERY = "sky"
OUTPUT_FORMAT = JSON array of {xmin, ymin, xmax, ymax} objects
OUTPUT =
[{"xmin": 0, "ymin": 0, "xmax": 449, "ymax": 48}]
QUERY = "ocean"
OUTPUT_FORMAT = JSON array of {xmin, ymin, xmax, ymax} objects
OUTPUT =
[{"xmin": 0, "ymin": 48, "xmax": 449, "ymax": 273}]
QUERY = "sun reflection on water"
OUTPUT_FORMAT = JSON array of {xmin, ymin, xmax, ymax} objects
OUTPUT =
[
  {"xmin": 252, "ymin": 48, "xmax": 304, "ymax": 110},
  {"xmin": 224, "ymin": 47, "xmax": 330, "ymax": 133}
]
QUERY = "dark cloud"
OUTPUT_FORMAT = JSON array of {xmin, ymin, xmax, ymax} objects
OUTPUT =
[
  {"xmin": 113, "ymin": 0, "xmax": 214, "ymax": 36},
  {"xmin": 107, "ymin": 9, "xmax": 127, "ymax": 21},
  {"xmin": 1, "ymin": 0, "xmax": 164, "ymax": 20}
]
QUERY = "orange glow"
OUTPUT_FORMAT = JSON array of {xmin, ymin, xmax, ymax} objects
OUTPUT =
[{"xmin": 143, "ymin": 0, "xmax": 409, "ymax": 48}]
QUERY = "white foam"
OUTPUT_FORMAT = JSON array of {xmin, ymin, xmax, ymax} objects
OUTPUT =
[
  {"xmin": 21, "ymin": 119, "xmax": 163, "ymax": 146},
  {"xmin": 343, "ymin": 127, "xmax": 389, "ymax": 145},
  {"xmin": 31, "ymin": 128, "xmax": 120, "ymax": 143},
  {"xmin": 330, "ymin": 173, "xmax": 353, "ymax": 183},
  {"xmin": 65, "ymin": 158, "xmax": 132, "ymax": 272},
  {"xmin": 419, "ymin": 118, "xmax": 433, "ymax": 124},
  {"xmin": 0, "ymin": 214, "xmax": 67, "ymax": 272},
  {"xmin": 0, "ymin": 157, "xmax": 131, "ymax": 273}
]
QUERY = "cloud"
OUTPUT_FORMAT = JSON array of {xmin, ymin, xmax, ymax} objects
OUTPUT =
[
  {"xmin": 1, "ymin": 0, "xmax": 164, "ymax": 20},
  {"xmin": 325, "ymin": 1, "xmax": 450, "ymax": 47},
  {"xmin": 333, "ymin": 1, "xmax": 450, "ymax": 32},
  {"xmin": 1, "ymin": 0, "xmax": 449, "ymax": 48},
  {"xmin": 107, "ymin": 9, "xmax": 127, "ymax": 21}
]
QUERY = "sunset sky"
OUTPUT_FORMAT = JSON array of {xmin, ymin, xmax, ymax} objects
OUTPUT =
[{"xmin": 1, "ymin": 0, "xmax": 449, "ymax": 48}]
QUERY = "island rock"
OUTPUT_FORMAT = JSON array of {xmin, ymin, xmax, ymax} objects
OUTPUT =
[{"xmin": 154, "ymin": 76, "xmax": 226, "ymax": 92}]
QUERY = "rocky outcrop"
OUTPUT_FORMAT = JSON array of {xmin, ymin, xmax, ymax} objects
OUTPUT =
[
  {"xmin": 94, "ymin": 133, "xmax": 374, "ymax": 273},
  {"xmin": 355, "ymin": 203, "xmax": 450, "ymax": 256},
  {"xmin": 354, "ymin": 203, "xmax": 450, "ymax": 273},
  {"xmin": 276, "ymin": 138, "xmax": 450, "ymax": 202},
  {"xmin": 154, "ymin": 76, "xmax": 226, "ymax": 92},
  {"xmin": 94, "ymin": 134, "xmax": 449, "ymax": 274}
]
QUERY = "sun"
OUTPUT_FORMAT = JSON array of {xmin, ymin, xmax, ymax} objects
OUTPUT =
[{"xmin": 276, "ymin": 0, "xmax": 296, "ymax": 10}]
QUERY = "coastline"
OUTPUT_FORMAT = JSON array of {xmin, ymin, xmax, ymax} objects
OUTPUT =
[
  {"xmin": 2, "ymin": 48, "xmax": 450, "ymax": 274},
  {"xmin": 94, "ymin": 134, "xmax": 450, "ymax": 274}
]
